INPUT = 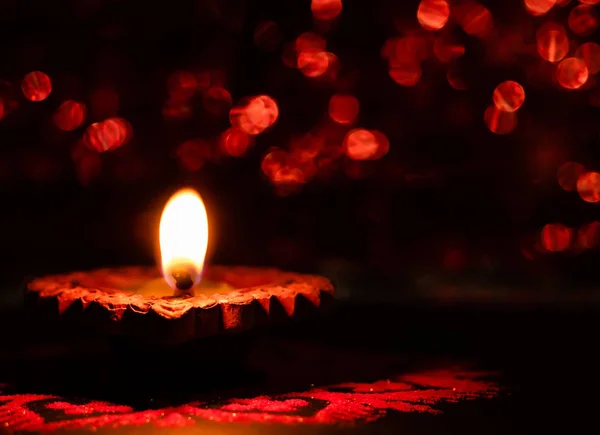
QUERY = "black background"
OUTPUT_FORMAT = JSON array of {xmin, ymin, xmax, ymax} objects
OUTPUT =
[{"xmin": 0, "ymin": 1, "xmax": 599, "ymax": 432}]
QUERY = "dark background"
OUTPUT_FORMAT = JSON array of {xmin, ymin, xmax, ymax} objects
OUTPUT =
[
  {"xmin": 0, "ymin": 1, "xmax": 600, "ymax": 433},
  {"xmin": 0, "ymin": 0, "xmax": 599, "ymax": 309}
]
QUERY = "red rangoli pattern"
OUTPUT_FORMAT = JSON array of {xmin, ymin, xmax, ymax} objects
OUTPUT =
[{"xmin": 0, "ymin": 368, "xmax": 498, "ymax": 432}]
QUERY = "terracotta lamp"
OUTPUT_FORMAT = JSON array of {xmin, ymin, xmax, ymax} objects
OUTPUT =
[{"xmin": 25, "ymin": 188, "xmax": 335, "ymax": 344}]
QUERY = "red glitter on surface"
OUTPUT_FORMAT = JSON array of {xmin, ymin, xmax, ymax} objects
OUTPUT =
[
  {"xmin": 220, "ymin": 398, "xmax": 309, "ymax": 413},
  {"xmin": 46, "ymin": 401, "xmax": 134, "ymax": 415},
  {"xmin": 0, "ymin": 368, "xmax": 499, "ymax": 432}
]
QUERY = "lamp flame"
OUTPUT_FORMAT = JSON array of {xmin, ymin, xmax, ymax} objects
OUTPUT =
[{"xmin": 159, "ymin": 188, "xmax": 208, "ymax": 294}]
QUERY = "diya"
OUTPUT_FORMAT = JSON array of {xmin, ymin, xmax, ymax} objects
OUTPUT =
[{"xmin": 25, "ymin": 188, "xmax": 335, "ymax": 345}]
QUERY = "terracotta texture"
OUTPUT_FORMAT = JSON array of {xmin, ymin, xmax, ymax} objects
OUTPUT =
[{"xmin": 26, "ymin": 266, "xmax": 334, "ymax": 344}]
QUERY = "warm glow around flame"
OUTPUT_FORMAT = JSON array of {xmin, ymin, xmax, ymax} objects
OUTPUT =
[{"xmin": 159, "ymin": 188, "xmax": 208, "ymax": 290}]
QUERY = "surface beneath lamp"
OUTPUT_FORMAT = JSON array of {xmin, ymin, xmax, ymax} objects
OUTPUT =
[
  {"xmin": 0, "ymin": 301, "xmax": 597, "ymax": 434},
  {"xmin": 132, "ymin": 278, "xmax": 236, "ymax": 298}
]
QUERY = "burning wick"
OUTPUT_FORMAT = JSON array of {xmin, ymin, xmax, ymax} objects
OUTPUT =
[
  {"xmin": 160, "ymin": 188, "xmax": 209, "ymax": 297},
  {"xmin": 172, "ymin": 267, "xmax": 194, "ymax": 291},
  {"xmin": 168, "ymin": 263, "xmax": 199, "ymax": 297}
]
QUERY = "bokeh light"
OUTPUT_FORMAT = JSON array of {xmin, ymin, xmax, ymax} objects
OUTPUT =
[
  {"xmin": 296, "ymin": 32, "xmax": 327, "ymax": 53},
  {"xmin": 524, "ymin": 0, "xmax": 556, "ymax": 16},
  {"xmin": 298, "ymin": 49, "xmax": 330, "ymax": 78},
  {"xmin": 246, "ymin": 95, "xmax": 279, "ymax": 134},
  {"xmin": 453, "ymin": 2, "xmax": 493, "ymax": 38},
  {"xmin": 272, "ymin": 166, "xmax": 306, "ymax": 185},
  {"xmin": 540, "ymin": 223, "xmax": 572, "ymax": 252},
  {"xmin": 577, "ymin": 221, "xmax": 600, "ymax": 250},
  {"xmin": 557, "ymin": 161, "xmax": 586, "ymax": 191},
  {"xmin": 484, "ymin": 105, "xmax": 517, "ymax": 134},
  {"xmin": 231, "ymin": 95, "xmax": 279, "ymax": 135},
  {"xmin": 220, "ymin": 127, "xmax": 253, "ymax": 157},
  {"xmin": 329, "ymin": 94, "xmax": 359, "ymax": 125},
  {"xmin": 5, "ymin": 0, "xmax": 600, "ymax": 220},
  {"xmin": 322, "ymin": 52, "xmax": 341, "ymax": 80},
  {"xmin": 5, "ymin": 0, "xmax": 600, "ymax": 280},
  {"xmin": 536, "ymin": 22, "xmax": 569, "ymax": 63},
  {"xmin": 417, "ymin": 0, "xmax": 450, "ymax": 31},
  {"xmin": 21, "ymin": 71, "xmax": 52, "ymax": 102},
  {"xmin": 577, "ymin": 171, "xmax": 600, "ymax": 202},
  {"xmin": 85, "ymin": 118, "xmax": 132, "ymax": 153},
  {"xmin": 260, "ymin": 147, "xmax": 307, "ymax": 195},
  {"xmin": 556, "ymin": 57, "xmax": 589, "ymax": 89},
  {"xmin": 344, "ymin": 129, "xmax": 379, "ymax": 160},
  {"xmin": 311, "ymin": 0, "xmax": 342, "ymax": 21},
  {"xmin": 53, "ymin": 100, "xmax": 87, "ymax": 131},
  {"xmin": 261, "ymin": 148, "xmax": 289, "ymax": 179},
  {"xmin": 109, "ymin": 117, "xmax": 133, "ymax": 146},
  {"xmin": 493, "ymin": 81, "xmax": 525, "ymax": 112},
  {"xmin": 272, "ymin": 167, "xmax": 306, "ymax": 196},
  {"xmin": 389, "ymin": 62, "xmax": 422, "ymax": 87},
  {"xmin": 384, "ymin": 36, "xmax": 428, "ymax": 87},
  {"xmin": 575, "ymin": 42, "xmax": 600, "ymax": 74},
  {"xmin": 371, "ymin": 130, "xmax": 390, "ymax": 160},
  {"xmin": 568, "ymin": 4, "xmax": 599, "ymax": 36}
]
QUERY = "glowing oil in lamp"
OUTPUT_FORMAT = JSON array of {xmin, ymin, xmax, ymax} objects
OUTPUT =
[{"xmin": 135, "ymin": 188, "xmax": 234, "ymax": 298}]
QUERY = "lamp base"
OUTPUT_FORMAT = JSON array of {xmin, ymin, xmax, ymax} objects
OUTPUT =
[{"xmin": 25, "ymin": 265, "xmax": 335, "ymax": 345}]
